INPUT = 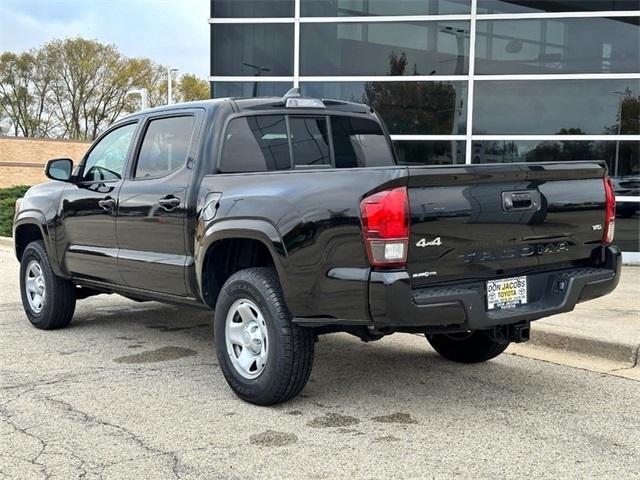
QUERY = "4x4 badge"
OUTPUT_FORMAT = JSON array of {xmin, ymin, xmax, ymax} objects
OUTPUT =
[{"xmin": 416, "ymin": 237, "xmax": 442, "ymax": 247}]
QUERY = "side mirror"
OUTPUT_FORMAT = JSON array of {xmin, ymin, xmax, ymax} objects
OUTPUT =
[{"xmin": 45, "ymin": 158, "xmax": 74, "ymax": 182}]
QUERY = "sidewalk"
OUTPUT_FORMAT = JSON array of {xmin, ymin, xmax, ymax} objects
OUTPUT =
[
  {"xmin": 0, "ymin": 236, "xmax": 12, "ymax": 250},
  {"xmin": 509, "ymin": 265, "xmax": 640, "ymax": 379}
]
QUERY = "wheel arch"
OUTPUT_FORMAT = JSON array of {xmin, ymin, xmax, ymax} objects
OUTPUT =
[
  {"xmin": 13, "ymin": 214, "xmax": 64, "ymax": 271},
  {"xmin": 196, "ymin": 219, "xmax": 290, "ymax": 308}
]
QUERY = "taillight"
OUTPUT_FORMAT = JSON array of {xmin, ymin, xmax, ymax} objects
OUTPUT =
[
  {"xmin": 603, "ymin": 176, "xmax": 616, "ymax": 245},
  {"xmin": 360, "ymin": 187, "xmax": 409, "ymax": 268}
]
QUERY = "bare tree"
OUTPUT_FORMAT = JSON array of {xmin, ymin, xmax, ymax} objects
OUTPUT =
[
  {"xmin": 0, "ymin": 51, "xmax": 56, "ymax": 137},
  {"xmin": 123, "ymin": 58, "xmax": 169, "ymax": 110},
  {"xmin": 42, "ymin": 38, "xmax": 145, "ymax": 140},
  {"xmin": 0, "ymin": 38, "xmax": 211, "ymax": 140}
]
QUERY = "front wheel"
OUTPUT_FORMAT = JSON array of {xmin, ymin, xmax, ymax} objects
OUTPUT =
[
  {"xmin": 19, "ymin": 240, "xmax": 76, "ymax": 330},
  {"xmin": 426, "ymin": 331, "xmax": 509, "ymax": 363},
  {"xmin": 214, "ymin": 267, "xmax": 314, "ymax": 405}
]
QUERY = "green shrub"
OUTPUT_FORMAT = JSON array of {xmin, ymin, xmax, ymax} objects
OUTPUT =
[{"xmin": 0, "ymin": 185, "xmax": 31, "ymax": 237}]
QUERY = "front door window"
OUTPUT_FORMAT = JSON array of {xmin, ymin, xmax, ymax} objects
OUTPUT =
[{"xmin": 81, "ymin": 123, "xmax": 137, "ymax": 182}]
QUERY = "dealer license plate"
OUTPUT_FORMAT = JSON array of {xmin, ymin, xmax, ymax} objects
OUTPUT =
[{"xmin": 486, "ymin": 276, "xmax": 528, "ymax": 310}]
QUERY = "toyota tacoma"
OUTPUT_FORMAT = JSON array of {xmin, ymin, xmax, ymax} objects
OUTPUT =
[{"xmin": 14, "ymin": 89, "xmax": 621, "ymax": 405}]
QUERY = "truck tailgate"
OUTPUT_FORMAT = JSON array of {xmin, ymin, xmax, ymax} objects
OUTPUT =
[{"xmin": 406, "ymin": 162, "xmax": 607, "ymax": 288}]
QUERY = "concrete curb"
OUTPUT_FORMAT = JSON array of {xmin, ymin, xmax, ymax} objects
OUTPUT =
[
  {"xmin": 0, "ymin": 236, "xmax": 13, "ymax": 251},
  {"xmin": 528, "ymin": 325, "xmax": 640, "ymax": 367}
]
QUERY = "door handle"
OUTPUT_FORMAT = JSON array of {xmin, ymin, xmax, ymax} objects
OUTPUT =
[
  {"xmin": 502, "ymin": 191, "xmax": 540, "ymax": 212},
  {"xmin": 98, "ymin": 197, "xmax": 116, "ymax": 211},
  {"xmin": 158, "ymin": 196, "xmax": 180, "ymax": 211}
]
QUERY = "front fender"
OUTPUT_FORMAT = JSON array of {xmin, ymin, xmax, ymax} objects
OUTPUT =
[
  {"xmin": 13, "ymin": 213, "xmax": 65, "ymax": 277},
  {"xmin": 12, "ymin": 181, "xmax": 66, "ymax": 273}
]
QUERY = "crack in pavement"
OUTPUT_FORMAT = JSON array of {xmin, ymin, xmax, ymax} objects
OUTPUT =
[
  {"xmin": 42, "ymin": 396, "xmax": 184, "ymax": 479},
  {"xmin": 0, "ymin": 404, "xmax": 48, "ymax": 479},
  {"xmin": 1, "ymin": 374, "xmax": 195, "ymax": 480}
]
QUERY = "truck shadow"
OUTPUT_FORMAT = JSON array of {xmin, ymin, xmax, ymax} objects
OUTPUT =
[{"xmin": 65, "ymin": 296, "xmax": 569, "ymax": 409}]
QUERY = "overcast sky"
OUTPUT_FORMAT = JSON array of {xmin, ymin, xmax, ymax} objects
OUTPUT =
[{"xmin": 0, "ymin": 0, "xmax": 209, "ymax": 78}]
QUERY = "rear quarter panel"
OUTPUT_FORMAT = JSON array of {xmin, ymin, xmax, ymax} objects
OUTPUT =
[{"xmin": 198, "ymin": 167, "xmax": 406, "ymax": 322}]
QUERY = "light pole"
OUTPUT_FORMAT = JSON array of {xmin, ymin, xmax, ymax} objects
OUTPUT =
[
  {"xmin": 439, "ymin": 26, "xmax": 469, "ymax": 76},
  {"xmin": 242, "ymin": 62, "xmax": 271, "ymax": 97},
  {"xmin": 613, "ymin": 90, "xmax": 624, "ymax": 177},
  {"xmin": 167, "ymin": 67, "xmax": 179, "ymax": 105},
  {"xmin": 439, "ymin": 26, "xmax": 470, "ymax": 165},
  {"xmin": 127, "ymin": 88, "xmax": 148, "ymax": 111}
]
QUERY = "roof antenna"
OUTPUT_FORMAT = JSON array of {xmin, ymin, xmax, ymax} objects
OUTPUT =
[{"xmin": 283, "ymin": 87, "xmax": 302, "ymax": 98}]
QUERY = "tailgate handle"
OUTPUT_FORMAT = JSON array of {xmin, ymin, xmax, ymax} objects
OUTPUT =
[{"xmin": 502, "ymin": 191, "xmax": 540, "ymax": 212}]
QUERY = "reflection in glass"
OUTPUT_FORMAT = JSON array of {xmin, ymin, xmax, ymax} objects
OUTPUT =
[
  {"xmin": 211, "ymin": 82, "xmax": 294, "ymax": 98},
  {"xmin": 220, "ymin": 115, "xmax": 290, "ymax": 173},
  {"xmin": 290, "ymin": 117, "xmax": 331, "ymax": 166},
  {"xmin": 475, "ymin": 17, "xmax": 640, "ymax": 74},
  {"xmin": 470, "ymin": 140, "xmax": 639, "ymax": 178},
  {"xmin": 301, "ymin": 82, "xmax": 467, "ymax": 135},
  {"xmin": 473, "ymin": 80, "xmax": 640, "ymax": 135},
  {"xmin": 472, "ymin": 139, "xmax": 639, "ymax": 251},
  {"xmin": 477, "ymin": 0, "xmax": 640, "ymax": 14},
  {"xmin": 331, "ymin": 116, "xmax": 392, "ymax": 167},
  {"xmin": 211, "ymin": 24, "xmax": 294, "ymax": 76},
  {"xmin": 301, "ymin": 0, "xmax": 470, "ymax": 16},
  {"xmin": 48, "ymin": 160, "xmax": 72, "ymax": 181},
  {"xmin": 301, "ymin": 21, "xmax": 470, "ymax": 76},
  {"xmin": 211, "ymin": 0, "xmax": 294, "ymax": 17},
  {"xmin": 615, "ymin": 215, "xmax": 639, "ymax": 252},
  {"xmin": 394, "ymin": 140, "xmax": 466, "ymax": 165}
]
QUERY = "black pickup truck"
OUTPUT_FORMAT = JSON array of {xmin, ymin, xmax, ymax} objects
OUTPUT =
[{"xmin": 14, "ymin": 89, "xmax": 620, "ymax": 405}]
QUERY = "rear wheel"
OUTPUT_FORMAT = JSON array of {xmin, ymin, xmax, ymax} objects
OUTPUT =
[
  {"xmin": 426, "ymin": 331, "xmax": 509, "ymax": 363},
  {"xmin": 19, "ymin": 240, "xmax": 76, "ymax": 330},
  {"xmin": 214, "ymin": 267, "xmax": 314, "ymax": 405}
]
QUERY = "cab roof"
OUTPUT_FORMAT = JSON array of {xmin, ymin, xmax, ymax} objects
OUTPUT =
[{"xmin": 120, "ymin": 90, "xmax": 373, "ymax": 121}]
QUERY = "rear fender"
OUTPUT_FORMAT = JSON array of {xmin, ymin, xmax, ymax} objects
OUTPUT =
[{"xmin": 195, "ymin": 219, "xmax": 290, "ymax": 301}]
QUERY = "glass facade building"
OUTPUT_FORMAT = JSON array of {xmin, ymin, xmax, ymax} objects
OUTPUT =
[{"xmin": 210, "ymin": 0, "xmax": 640, "ymax": 260}]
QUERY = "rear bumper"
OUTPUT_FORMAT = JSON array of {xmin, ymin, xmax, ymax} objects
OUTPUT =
[{"xmin": 369, "ymin": 246, "xmax": 621, "ymax": 331}]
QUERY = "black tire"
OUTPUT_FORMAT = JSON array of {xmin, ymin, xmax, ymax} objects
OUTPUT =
[
  {"xmin": 19, "ymin": 240, "xmax": 76, "ymax": 330},
  {"xmin": 214, "ymin": 267, "xmax": 314, "ymax": 405},
  {"xmin": 426, "ymin": 331, "xmax": 509, "ymax": 364}
]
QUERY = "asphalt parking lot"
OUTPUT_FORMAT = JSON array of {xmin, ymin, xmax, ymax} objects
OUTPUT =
[{"xmin": 1, "ymin": 249, "xmax": 639, "ymax": 480}]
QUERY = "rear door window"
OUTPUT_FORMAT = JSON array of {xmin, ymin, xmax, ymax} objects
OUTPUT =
[
  {"xmin": 220, "ymin": 115, "xmax": 290, "ymax": 173},
  {"xmin": 135, "ymin": 116, "xmax": 195, "ymax": 178}
]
